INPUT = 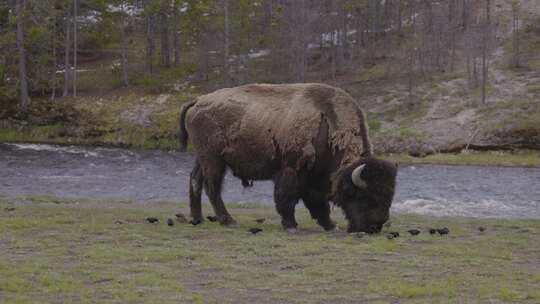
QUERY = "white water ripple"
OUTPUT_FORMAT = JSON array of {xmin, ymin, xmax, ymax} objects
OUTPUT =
[
  {"xmin": 393, "ymin": 198, "xmax": 537, "ymax": 218},
  {"xmin": 10, "ymin": 144, "xmax": 100, "ymax": 158}
]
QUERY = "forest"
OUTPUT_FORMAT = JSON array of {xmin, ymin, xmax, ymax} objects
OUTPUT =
[{"xmin": 1, "ymin": 0, "xmax": 539, "ymax": 155}]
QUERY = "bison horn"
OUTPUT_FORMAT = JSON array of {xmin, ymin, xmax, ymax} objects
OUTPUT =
[{"xmin": 351, "ymin": 164, "xmax": 367, "ymax": 188}]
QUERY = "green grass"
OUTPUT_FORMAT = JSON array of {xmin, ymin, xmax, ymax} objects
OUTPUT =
[
  {"xmin": 383, "ymin": 150, "xmax": 540, "ymax": 167},
  {"xmin": 1, "ymin": 196, "xmax": 539, "ymax": 303}
]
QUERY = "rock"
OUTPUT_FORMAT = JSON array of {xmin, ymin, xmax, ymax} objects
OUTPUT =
[
  {"xmin": 408, "ymin": 229, "xmax": 421, "ymax": 236},
  {"xmin": 189, "ymin": 219, "xmax": 202, "ymax": 226},
  {"xmin": 386, "ymin": 233, "xmax": 395, "ymax": 240},
  {"xmin": 389, "ymin": 231, "xmax": 400, "ymax": 238},
  {"xmin": 146, "ymin": 217, "xmax": 159, "ymax": 224},
  {"xmin": 167, "ymin": 218, "xmax": 174, "ymax": 226},
  {"xmin": 255, "ymin": 218, "xmax": 266, "ymax": 224},
  {"xmin": 4, "ymin": 207, "xmax": 16, "ymax": 212},
  {"xmin": 249, "ymin": 228, "xmax": 263, "ymax": 234},
  {"xmin": 478, "ymin": 226, "xmax": 486, "ymax": 232},
  {"xmin": 437, "ymin": 227, "xmax": 450, "ymax": 235},
  {"xmin": 429, "ymin": 228, "xmax": 437, "ymax": 235},
  {"xmin": 114, "ymin": 220, "xmax": 124, "ymax": 225},
  {"xmin": 206, "ymin": 216, "xmax": 218, "ymax": 222},
  {"xmin": 175, "ymin": 213, "xmax": 188, "ymax": 223}
]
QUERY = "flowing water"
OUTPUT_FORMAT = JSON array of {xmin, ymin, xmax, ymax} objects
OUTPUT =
[{"xmin": 1, "ymin": 143, "xmax": 539, "ymax": 218}]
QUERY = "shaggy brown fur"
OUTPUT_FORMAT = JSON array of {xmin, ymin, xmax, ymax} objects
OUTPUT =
[{"xmin": 180, "ymin": 83, "xmax": 396, "ymax": 232}]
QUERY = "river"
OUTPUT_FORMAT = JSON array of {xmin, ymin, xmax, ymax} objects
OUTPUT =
[{"xmin": 1, "ymin": 143, "xmax": 539, "ymax": 218}]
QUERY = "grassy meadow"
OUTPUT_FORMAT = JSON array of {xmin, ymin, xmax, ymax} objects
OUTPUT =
[{"xmin": 1, "ymin": 196, "xmax": 539, "ymax": 303}]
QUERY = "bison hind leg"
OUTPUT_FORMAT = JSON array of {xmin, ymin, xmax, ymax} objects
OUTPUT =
[
  {"xmin": 274, "ymin": 168, "xmax": 300, "ymax": 231},
  {"xmin": 189, "ymin": 159, "xmax": 204, "ymax": 223},
  {"xmin": 302, "ymin": 189, "xmax": 336, "ymax": 231},
  {"xmin": 200, "ymin": 156, "xmax": 237, "ymax": 227}
]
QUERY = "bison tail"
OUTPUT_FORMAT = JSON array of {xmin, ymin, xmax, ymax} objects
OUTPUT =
[
  {"xmin": 358, "ymin": 107, "xmax": 373, "ymax": 157},
  {"xmin": 179, "ymin": 100, "xmax": 197, "ymax": 152}
]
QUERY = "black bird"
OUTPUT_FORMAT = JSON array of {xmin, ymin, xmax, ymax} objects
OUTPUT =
[
  {"xmin": 437, "ymin": 227, "xmax": 450, "ymax": 235},
  {"xmin": 4, "ymin": 207, "xmax": 16, "ymax": 212},
  {"xmin": 167, "ymin": 218, "xmax": 174, "ymax": 226},
  {"xmin": 206, "ymin": 216, "xmax": 218, "ymax": 222},
  {"xmin": 478, "ymin": 226, "xmax": 486, "ymax": 232},
  {"xmin": 189, "ymin": 219, "xmax": 202, "ymax": 226},
  {"xmin": 429, "ymin": 228, "xmax": 437, "ymax": 235},
  {"xmin": 389, "ymin": 231, "xmax": 400, "ymax": 238},
  {"xmin": 248, "ymin": 228, "xmax": 263, "ymax": 234},
  {"xmin": 146, "ymin": 217, "xmax": 159, "ymax": 224},
  {"xmin": 255, "ymin": 218, "xmax": 266, "ymax": 224},
  {"xmin": 175, "ymin": 213, "xmax": 188, "ymax": 223},
  {"xmin": 408, "ymin": 229, "xmax": 421, "ymax": 236}
]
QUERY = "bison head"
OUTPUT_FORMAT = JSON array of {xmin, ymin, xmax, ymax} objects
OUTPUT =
[{"xmin": 335, "ymin": 158, "xmax": 397, "ymax": 233}]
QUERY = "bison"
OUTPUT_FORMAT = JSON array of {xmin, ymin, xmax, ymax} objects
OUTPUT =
[{"xmin": 179, "ymin": 83, "xmax": 397, "ymax": 233}]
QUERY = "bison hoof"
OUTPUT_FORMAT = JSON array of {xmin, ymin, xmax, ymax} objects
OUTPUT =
[{"xmin": 189, "ymin": 219, "xmax": 202, "ymax": 226}]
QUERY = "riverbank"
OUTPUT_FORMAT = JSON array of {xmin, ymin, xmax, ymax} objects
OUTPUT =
[
  {"xmin": 383, "ymin": 150, "xmax": 540, "ymax": 168},
  {"xmin": 1, "ymin": 89, "xmax": 539, "ymax": 168},
  {"xmin": 1, "ymin": 196, "xmax": 539, "ymax": 303}
]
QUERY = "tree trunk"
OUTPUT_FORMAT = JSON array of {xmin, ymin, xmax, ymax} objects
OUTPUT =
[
  {"xmin": 160, "ymin": 3, "xmax": 170, "ymax": 68},
  {"xmin": 73, "ymin": 0, "xmax": 77, "ymax": 97},
  {"xmin": 407, "ymin": 50, "xmax": 415, "ymax": 105},
  {"xmin": 512, "ymin": 2, "xmax": 520, "ymax": 67},
  {"xmin": 146, "ymin": 11, "xmax": 155, "ymax": 74},
  {"xmin": 297, "ymin": 0, "xmax": 306, "ymax": 82},
  {"xmin": 223, "ymin": 0, "xmax": 231, "ymax": 87},
  {"xmin": 472, "ymin": 57, "xmax": 478, "ymax": 88},
  {"xmin": 355, "ymin": 8, "xmax": 363, "ymax": 60},
  {"xmin": 410, "ymin": 0, "xmax": 416, "ymax": 35},
  {"xmin": 16, "ymin": 0, "xmax": 29, "ymax": 110},
  {"xmin": 481, "ymin": 0, "xmax": 491, "ymax": 105},
  {"xmin": 462, "ymin": 0, "xmax": 468, "ymax": 30},
  {"xmin": 120, "ymin": 14, "xmax": 129, "ymax": 86},
  {"xmin": 336, "ymin": 0, "xmax": 346, "ymax": 70},
  {"xmin": 50, "ymin": 17, "xmax": 57, "ymax": 100},
  {"xmin": 466, "ymin": 53, "xmax": 471, "ymax": 86},
  {"xmin": 173, "ymin": 2, "xmax": 180, "ymax": 67},
  {"xmin": 63, "ymin": 6, "xmax": 71, "ymax": 97},
  {"xmin": 448, "ymin": 0, "xmax": 456, "ymax": 72},
  {"xmin": 397, "ymin": 0, "xmax": 402, "ymax": 35}
]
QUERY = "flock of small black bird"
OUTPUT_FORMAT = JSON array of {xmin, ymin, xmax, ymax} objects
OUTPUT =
[
  {"xmin": 143, "ymin": 213, "xmax": 267, "ymax": 234},
  {"xmin": 139, "ymin": 214, "xmax": 493, "ymax": 238},
  {"xmin": 1, "ymin": 206, "xmax": 490, "ymax": 238},
  {"xmin": 384, "ymin": 227, "xmax": 451, "ymax": 239}
]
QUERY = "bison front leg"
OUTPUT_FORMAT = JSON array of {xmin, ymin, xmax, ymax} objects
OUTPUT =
[
  {"xmin": 201, "ymin": 157, "xmax": 237, "ymax": 227},
  {"xmin": 189, "ymin": 160, "xmax": 204, "ymax": 224},
  {"xmin": 302, "ymin": 189, "xmax": 336, "ymax": 231},
  {"xmin": 274, "ymin": 168, "xmax": 300, "ymax": 232}
]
